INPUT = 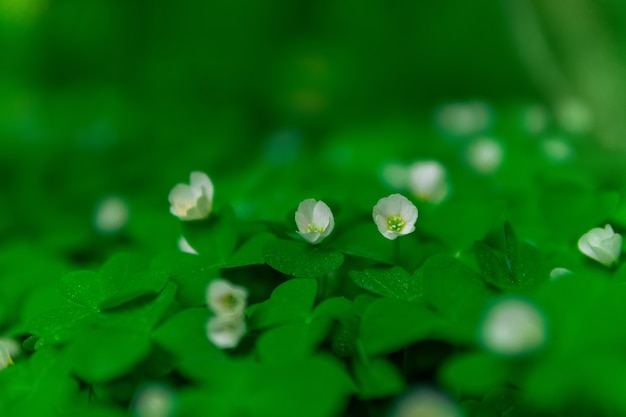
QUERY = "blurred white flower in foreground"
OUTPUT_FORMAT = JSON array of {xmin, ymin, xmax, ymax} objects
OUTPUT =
[
  {"xmin": 206, "ymin": 279, "xmax": 248, "ymax": 318},
  {"xmin": 168, "ymin": 171, "xmax": 214, "ymax": 220},
  {"xmin": 373, "ymin": 194, "xmax": 418, "ymax": 240},
  {"xmin": 391, "ymin": 387, "xmax": 462, "ymax": 417},
  {"xmin": 408, "ymin": 160, "xmax": 449, "ymax": 204},
  {"xmin": 435, "ymin": 101, "xmax": 492, "ymax": 137},
  {"xmin": 94, "ymin": 196, "xmax": 129, "ymax": 234},
  {"xmin": 0, "ymin": 338, "xmax": 19, "ymax": 370},
  {"xmin": 206, "ymin": 315, "xmax": 247, "ymax": 349},
  {"xmin": 295, "ymin": 199, "xmax": 335, "ymax": 244},
  {"xmin": 578, "ymin": 224, "xmax": 622, "ymax": 267},
  {"xmin": 177, "ymin": 236, "xmax": 198, "ymax": 255},
  {"xmin": 205, "ymin": 278, "xmax": 248, "ymax": 349},
  {"xmin": 466, "ymin": 137, "xmax": 503, "ymax": 174},
  {"xmin": 132, "ymin": 384, "xmax": 176, "ymax": 417},
  {"xmin": 480, "ymin": 298, "xmax": 546, "ymax": 356}
]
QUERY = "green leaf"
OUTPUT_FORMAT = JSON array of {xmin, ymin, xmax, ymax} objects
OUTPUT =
[
  {"xmin": 353, "ymin": 356, "xmax": 405, "ymax": 399},
  {"xmin": 58, "ymin": 253, "xmax": 168, "ymax": 311},
  {"xmin": 415, "ymin": 254, "xmax": 493, "ymax": 342},
  {"xmin": 439, "ymin": 352, "xmax": 511, "ymax": 396},
  {"xmin": 359, "ymin": 298, "xmax": 442, "ymax": 355},
  {"xmin": 181, "ymin": 207, "xmax": 238, "ymax": 265},
  {"xmin": 504, "ymin": 222, "xmax": 547, "ymax": 288},
  {"xmin": 67, "ymin": 327, "xmax": 152, "ymax": 383},
  {"xmin": 332, "ymin": 223, "xmax": 394, "ymax": 263},
  {"xmin": 313, "ymin": 297, "xmax": 359, "ymax": 357},
  {"xmin": 474, "ymin": 240, "xmax": 514, "ymax": 289},
  {"xmin": 151, "ymin": 252, "xmax": 221, "ymax": 306},
  {"xmin": 223, "ymin": 232, "xmax": 276, "ymax": 268},
  {"xmin": 474, "ymin": 223, "xmax": 548, "ymax": 290},
  {"xmin": 350, "ymin": 266, "xmax": 422, "ymax": 302},
  {"xmin": 26, "ymin": 305, "xmax": 97, "ymax": 349},
  {"xmin": 249, "ymin": 278, "xmax": 317, "ymax": 330},
  {"xmin": 256, "ymin": 320, "xmax": 331, "ymax": 363},
  {"xmin": 263, "ymin": 239, "xmax": 344, "ymax": 278}
]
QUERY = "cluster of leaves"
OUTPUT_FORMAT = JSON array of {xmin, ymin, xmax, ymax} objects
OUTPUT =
[{"xmin": 3, "ymin": 101, "xmax": 626, "ymax": 417}]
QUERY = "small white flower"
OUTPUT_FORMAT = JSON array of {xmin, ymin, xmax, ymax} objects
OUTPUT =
[
  {"xmin": 408, "ymin": 161, "xmax": 449, "ymax": 204},
  {"xmin": 168, "ymin": 171, "xmax": 214, "ymax": 221},
  {"xmin": 0, "ymin": 338, "xmax": 18, "ymax": 370},
  {"xmin": 94, "ymin": 196, "xmax": 129, "ymax": 234},
  {"xmin": 578, "ymin": 224, "xmax": 622, "ymax": 267},
  {"xmin": 466, "ymin": 137, "xmax": 503, "ymax": 174},
  {"xmin": 206, "ymin": 279, "xmax": 248, "ymax": 318},
  {"xmin": 295, "ymin": 199, "xmax": 335, "ymax": 244},
  {"xmin": 435, "ymin": 101, "xmax": 492, "ymax": 137},
  {"xmin": 373, "ymin": 194, "xmax": 418, "ymax": 240},
  {"xmin": 132, "ymin": 384, "xmax": 175, "ymax": 417},
  {"xmin": 206, "ymin": 315, "xmax": 246, "ymax": 349},
  {"xmin": 177, "ymin": 236, "xmax": 198, "ymax": 255},
  {"xmin": 480, "ymin": 298, "xmax": 546, "ymax": 356},
  {"xmin": 392, "ymin": 387, "xmax": 461, "ymax": 417}
]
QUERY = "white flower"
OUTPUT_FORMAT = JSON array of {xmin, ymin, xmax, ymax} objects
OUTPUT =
[
  {"xmin": 177, "ymin": 236, "xmax": 198, "ymax": 255},
  {"xmin": 435, "ymin": 101, "xmax": 492, "ymax": 137},
  {"xmin": 206, "ymin": 315, "xmax": 246, "ymax": 349},
  {"xmin": 466, "ymin": 137, "xmax": 503, "ymax": 174},
  {"xmin": 168, "ymin": 171, "xmax": 214, "ymax": 220},
  {"xmin": 206, "ymin": 279, "xmax": 248, "ymax": 318},
  {"xmin": 132, "ymin": 384, "xmax": 175, "ymax": 417},
  {"xmin": 408, "ymin": 161, "xmax": 449, "ymax": 204},
  {"xmin": 578, "ymin": 224, "xmax": 622, "ymax": 266},
  {"xmin": 0, "ymin": 338, "xmax": 18, "ymax": 370},
  {"xmin": 94, "ymin": 196, "xmax": 129, "ymax": 234},
  {"xmin": 480, "ymin": 298, "xmax": 546, "ymax": 356},
  {"xmin": 295, "ymin": 199, "xmax": 335, "ymax": 244},
  {"xmin": 392, "ymin": 388, "xmax": 461, "ymax": 417},
  {"xmin": 373, "ymin": 194, "xmax": 418, "ymax": 240}
]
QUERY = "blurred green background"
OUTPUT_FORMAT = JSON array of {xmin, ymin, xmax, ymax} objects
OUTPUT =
[{"xmin": 2, "ymin": 0, "xmax": 626, "ymax": 258}]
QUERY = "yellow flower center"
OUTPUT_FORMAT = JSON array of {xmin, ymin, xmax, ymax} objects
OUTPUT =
[
  {"xmin": 306, "ymin": 224, "xmax": 325, "ymax": 233},
  {"xmin": 387, "ymin": 215, "xmax": 406, "ymax": 233},
  {"xmin": 221, "ymin": 294, "xmax": 239, "ymax": 311}
]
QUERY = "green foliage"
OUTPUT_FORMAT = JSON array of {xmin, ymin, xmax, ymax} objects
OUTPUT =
[{"xmin": 4, "ymin": 3, "xmax": 626, "ymax": 414}]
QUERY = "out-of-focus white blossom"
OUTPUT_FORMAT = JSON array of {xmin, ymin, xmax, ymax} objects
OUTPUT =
[
  {"xmin": 408, "ymin": 160, "xmax": 450, "ymax": 204},
  {"xmin": 578, "ymin": 224, "xmax": 622, "ymax": 267},
  {"xmin": 542, "ymin": 138, "xmax": 574, "ymax": 162},
  {"xmin": 435, "ymin": 101, "xmax": 492, "ymax": 137},
  {"xmin": 373, "ymin": 194, "xmax": 418, "ymax": 240},
  {"xmin": 480, "ymin": 298, "xmax": 546, "ymax": 356},
  {"xmin": 132, "ymin": 384, "xmax": 176, "ymax": 417},
  {"xmin": 466, "ymin": 137, "xmax": 503, "ymax": 174},
  {"xmin": 391, "ymin": 387, "xmax": 462, "ymax": 417},
  {"xmin": 168, "ymin": 172, "xmax": 214, "ymax": 221},
  {"xmin": 556, "ymin": 98, "xmax": 593, "ymax": 135},
  {"xmin": 206, "ymin": 315, "xmax": 247, "ymax": 349},
  {"xmin": 94, "ymin": 196, "xmax": 129, "ymax": 234},
  {"xmin": 295, "ymin": 199, "xmax": 335, "ymax": 244},
  {"xmin": 206, "ymin": 279, "xmax": 248, "ymax": 318}
]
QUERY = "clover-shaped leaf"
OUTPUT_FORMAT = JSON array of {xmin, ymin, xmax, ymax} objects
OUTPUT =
[
  {"xmin": 262, "ymin": 239, "xmax": 344, "ymax": 278},
  {"xmin": 58, "ymin": 253, "xmax": 168, "ymax": 311},
  {"xmin": 248, "ymin": 279, "xmax": 318, "ymax": 330},
  {"xmin": 350, "ymin": 266, "xmax": 422, "ymax": 302}
]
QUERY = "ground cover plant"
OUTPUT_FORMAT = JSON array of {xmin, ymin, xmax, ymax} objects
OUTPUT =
[{"xmin": 4, "ymin": 1, "xmax": 626, "ymax": 416}]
